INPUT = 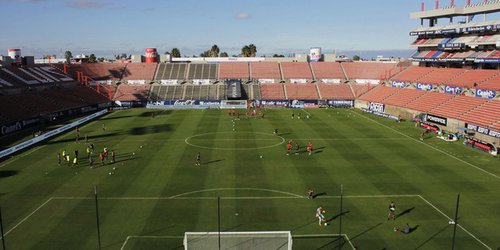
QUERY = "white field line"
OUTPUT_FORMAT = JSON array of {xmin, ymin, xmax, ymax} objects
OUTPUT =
[
  {"xmin": 121, "ymin": 234, "xmax": 355, "ymax": 250},
  {"xmin": 4, "ymin": 194, "xmax": 491, "ymax": 249},
  {"xmin": 2, "ymin": 197, "xmax": 53, "ymax": 237},
  {"xmin": 351, "ymin": 110, "xmax": 500, "ymax": 180},
  {"xmin": 417, "ymin": 195, "xmax": 492, "ymax": 250},
  {"xmin": 301, "ymin": 109, "xmax": 312, "ymax": 117}
]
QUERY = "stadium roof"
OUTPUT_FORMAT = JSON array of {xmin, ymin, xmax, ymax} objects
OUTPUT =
[{"xmin": 410, "ymin": 1, "xmax": 500, "ymax": 19}]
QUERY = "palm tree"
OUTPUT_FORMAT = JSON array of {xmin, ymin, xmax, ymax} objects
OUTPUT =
[
  {"xmin": 210, "ymin": 45, "xmax": 220, "ymax": 57},
  {"xmin": 171, "ymin": 48, "xmax": 181, "ymax": 58}
]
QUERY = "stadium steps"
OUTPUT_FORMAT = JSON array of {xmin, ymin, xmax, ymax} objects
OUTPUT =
[
  {"xmin": 309, "ymin": 63, "xmax": 317, "ymax": 81},
  {"xmin": 315, "ymin": 83, "xmax": 323, "ymax": 99},
  {"xmin": 278, "ymin": 64, "xmax": 285, "ymax": 82},
  {"xmin": 340, "ymin": 63, "xmax": 349, "ymax": 81},
  {"xmin": 348, "ymin": 83, "xmax": 356, "ymax": 98},
  {"xmin": 282, "ymin": 83, "xmax": 288, "ymax": 99}
]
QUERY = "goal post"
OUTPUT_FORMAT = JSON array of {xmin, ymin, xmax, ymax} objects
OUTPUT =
[{"xmin": 183, "ymin": 231, "xmax": 292, "ymax": 250}]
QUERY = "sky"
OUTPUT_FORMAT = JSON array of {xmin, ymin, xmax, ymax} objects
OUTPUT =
[{"xmin": 0, "ymin": 0, "xmax": 494, "ymax": 58}]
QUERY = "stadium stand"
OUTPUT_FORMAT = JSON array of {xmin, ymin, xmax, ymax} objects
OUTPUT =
[
  {"xmin": 280, "ymin": 62, "xmax": 313, "ymax": 80},
  {"xmin": 342, "ymin": 62, "xmax": 399, "ymax": 81},
  {"xmin": 260, "ymin": 84, "xmax": 285, "ymax": 99},
  {"xmin": 0, "ymin": 86, "xmax": 109, "ymax": 125},
  {"xmin": 113, "ymin": 84, "xmax": 150, "ymax": 101},
  {"xmin": 218, "ymin": 62, "xmax": 250, "ymax": 80},
  {"xmin": 417, "ymin": 68, "xmax": 467, "ymax": 85},
  {"xmin": 351, "ymin": 84, "xmax": 374, "ymax": 97},
  {"xmin": 405, "ymin": 91, "xmax": 455, "ymax": 112},
  {"xmin": 64, "ymin": 63, "xmax": 126, "ymax": 81},
  {"xmin": 249, "ymin": 62, "xmax": 282, "ymax": 81},
  {"xmin": 154, "ymin": 63, "xmax": 188, "ymax": 80},
  {"xmin": 317, "ymin": 84, "xmax": 354, "ymax": 100},
  {"xmin": 285, "ymin": 84, "xmax": 319, "ymax": 100},
  {"xmin": 391, "ymin": 67, "xmax": 435, "ymax": 83},
  {"xmin": 0, "ymin": 66, "xmax": 74, "ymax": 87},
  {"xmin": 382, "ymin": 88, "xmax": 427, "ymax": 108},
  {"xmin": 444, "ymin": 69, "xmax": 498, "ymax": 88},
  {"xmin": 251, "ymin": 84, "xmax": 262, "ymax": 100},
  {"xmin": 358, "ymin": 85, "xmax": 399, "ymax": 102},
  {"xmin": 428, "ymin": 95, "xmax": 488, "ymax": 119},
  {"xmin": 217, "ymin": 85, "xmax": 226, "ymax": 100},
  {"xmin": 458, "ymin": 100, "xmax": 500, "ymax": 129},
  {"xmin": 310, "ymin": 62, "xmax": 346, "ymax": 82},
  {"xmin": 477, "ymin": 74, "xmax": 500, "ymax": 91},
  {"xmin": 187, "ymin": 64, "xmax": 218, "ymax": 80},
  {"xmin": 122, "ymin": 63, "xmax": 156, "ymax": 81}
]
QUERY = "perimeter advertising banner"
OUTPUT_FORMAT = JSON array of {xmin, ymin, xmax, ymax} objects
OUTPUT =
[
  {"xmin": 416, "ymin": 83, "xmax": 433, "ymax": 91},
  {"xmin": 256, "ymin": 100, "xmax": 289, "ymax": 108},
  {"xmin": 475, "ymin": 89, "xmax": 496, "ymax": 99},
  {"xmin": 444, "ymin": 86, "xmax": 462, "ymax": 95},
  {"xmin": 368, "ymin": 102, "xmax": 385, "ymax": 113},
  {"xmin": 391, "ymin": 81, "xmax": 407, "ymax": 88},
  {"xmin": 147, "ymin": 100, "xmax": 221, "ymax": 109},
  {"xmin": 465, "ymin": 123, "xmax": 500, "ymax": 139},
  {"xmin": 290, "ymin": 100, "xmax": 319, "ymax": 109},
  {"xmin": 426, "ymin": 114, "xmax": 448, "ymax": 126},
  {"xmin": 328, "ymin": 100, "xmax": 354, "ymax": 107}
]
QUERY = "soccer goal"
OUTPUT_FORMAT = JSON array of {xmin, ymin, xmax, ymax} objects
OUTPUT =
[{"xmin": 183, "ymin": 231, "xmax": 292, "ymax": 250}]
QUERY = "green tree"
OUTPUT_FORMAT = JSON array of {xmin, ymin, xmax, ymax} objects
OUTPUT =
[
  {"xmin": 64, "ymin": 51, "xmax": 72, "ymax": 63},
  {"xmin": 210, "ymin": 44, "xmax": 220, "ymax": 57},
  {"xmin": 171, "ymin": 48, "xmax": 181, "ymax": 58},
  {"xmin": 200, "ymin": 50, "xmax": 211, "ymax": 57},
  {"xmin": 353, "ymin": 55, "xmax": 361, "ymax": 61},
  {"xmin": 248, "ymin": 44, "xmax": 257, "ymax": 57},
  {"xmin": 88, "ymin": 54, "xmax": 97, "ymax": 63},
  {"xmin": 220, "ymin": 52, "xmax": 229, "ymax": 57},
  {"xmin": 273, "ymin": 54, "xmax": 285, "ymax": 58},
  {"xmin": 241, "ymin": 45, "xmax": 250, "ymax": 57}
]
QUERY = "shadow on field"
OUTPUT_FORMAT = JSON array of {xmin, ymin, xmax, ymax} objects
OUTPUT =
[
  {"xmin": 0, "ymin": 170, "xmax": 19, "ymax": 178},
  {"xmin": 140, "ymin": 110, "xmax": 173, "ymax": 117},
  {"xmin": 130, "ymin": 124, "xmax": 172, "ymax": 135},
  {"xmin": 414, "ymin": 225, "xmax": 448, "ymax": 249},
  {"xmin": 98, "ymin": 115, "xmax": 134, "ymax": 121},
  {"xmin": 205, "ymin": 159, "xmax": 225, "ymax": 165},
  {"xmin": 48, "ymin": 132, "xmax": 120, "ymax": 145},
  {"xmin": 328, "ymin": 211, "xmax": 350, "ymax": 222},
  {"xmin": 397, "ymin": 207, "xmax": 415, "ymax": 219},
  {"xmin": 312, "ymin": 192, "xmax": 327, "ymax": 199},
  {"xmin": 350, "ymin": 222, "xmax": 383, "ymax": 241}
]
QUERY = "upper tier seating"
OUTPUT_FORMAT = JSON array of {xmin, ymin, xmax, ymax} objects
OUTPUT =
[
  {"xmin": 187, "ymin": 64, "xmax": 218, "ymax": 80},
  {"xmin": 342, "ymin": 62, "xmax": 398, "ymax": 80},
  {"xmin": 392, "ymin": 67, "xmax": 435, "ymax": 83},
  {"xmin": 249, "ymin": 62, "xmax": 282, "ymax": 80},
  {"xmin": 219, "ymin": 62, "xmax": 250, "ymax": 80},
  {"xmin": 383, "ymin": 88, "xmax": 427, "ymax": 108},
  {"xmin": 65, "ymin": 63, "xmax": 126, "ymax": 81},
  {"xmin": 444, "ymin": 69, "xmax": 499, "ymax": 88},
  {"xmin": 154, "ymin": 63, "xmax": 188, "ymax": 80},
  {"xmin": 122, "ymin": 63, "xmax": 156, "ymax": 81},
  {"xmin": 417, "ymin": 68, "xmax": 466, "ymax": 85},
  {"xmin": 0, "ymin": 66, "xmax": 74, "ymax": 87},
  {"xmin": 317, "ymin": 84, "xmax": 354, "ymax": 99},
  {"xmin": 285, "ymin": 84, "xmax": 319, "ymax": 100},
  {"xmin": 260, "ymin": 84, "xmax": 285, "ymax": 99},
  {"xmin": 477, "ymin": 74, "xmax": 500, "ymax": 91},
  {"xmin": 428, "ymin": 95, "xmax": 488, "ymax": 119},
  {"xmin": 310, "ymin": 62, "xmax": 346, "ymax": 81},
  {"xmin": 113, "ymin": 84, "xmax": 150, "ymax": 101},
  {"xmin": 280, "ymin": 62, "xmax": 313, "ymax": 80},
  {"xmin": 358, "ymin": 86, "xmax": 399, "ymax": 103},
  {"xmin": 405, "ymin": 91, "xmax": 455, "ymax": 112}
]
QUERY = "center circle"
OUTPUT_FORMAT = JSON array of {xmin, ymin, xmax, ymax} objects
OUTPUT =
[{"xmin": 185, "ymin": 131, "xmax": 285, "ymax": 150}]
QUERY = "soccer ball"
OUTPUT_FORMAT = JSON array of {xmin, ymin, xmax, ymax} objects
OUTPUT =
[
  {"xmin": 324, "ymin": 222, "xmax": 328, "ymax": 226},
  {"xmin": 260, "ymin": 155, "xmax": 263, "ymax": 158},
  {"xmin": 108, "ymin": 172, "xmax": 112, "ymax": 175}
]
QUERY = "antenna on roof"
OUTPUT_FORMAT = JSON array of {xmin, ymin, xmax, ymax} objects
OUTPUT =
[{"xmin": 436, "ymin": 0, "xmax": 439, "ymax": 9}]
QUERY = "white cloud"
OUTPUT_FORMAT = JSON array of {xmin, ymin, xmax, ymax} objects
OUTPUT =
[
  {"xmin": 235, "ymin": 12, "xmax": 252, "ymax": 20},
  {"xmin": 65, "ymin": 0, "xmax": 110, "ymax": 9}
]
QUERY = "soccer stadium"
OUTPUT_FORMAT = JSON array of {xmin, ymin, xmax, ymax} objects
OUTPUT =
[{"xmin": 0, "ymin": 1, "xmax": 500, "ymax": 250}]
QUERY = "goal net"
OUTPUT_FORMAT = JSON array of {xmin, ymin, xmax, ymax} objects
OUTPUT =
[{"xmin": 183, "ymin": 231, "xmax": 292, "ymax": 250}]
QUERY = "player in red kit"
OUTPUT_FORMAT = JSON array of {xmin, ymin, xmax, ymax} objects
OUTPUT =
[
  {"xmin": 286, "ymin": 141, "xmax": 292, "ymax": 155},
  {"xmin": 307, "ymin": 141, "xmax": 313, "ymax": 156}
]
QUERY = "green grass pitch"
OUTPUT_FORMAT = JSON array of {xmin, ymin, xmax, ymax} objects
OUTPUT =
[{"xmin": 0, "ymin": 108, "xmax": 499, "ymax": 250}]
